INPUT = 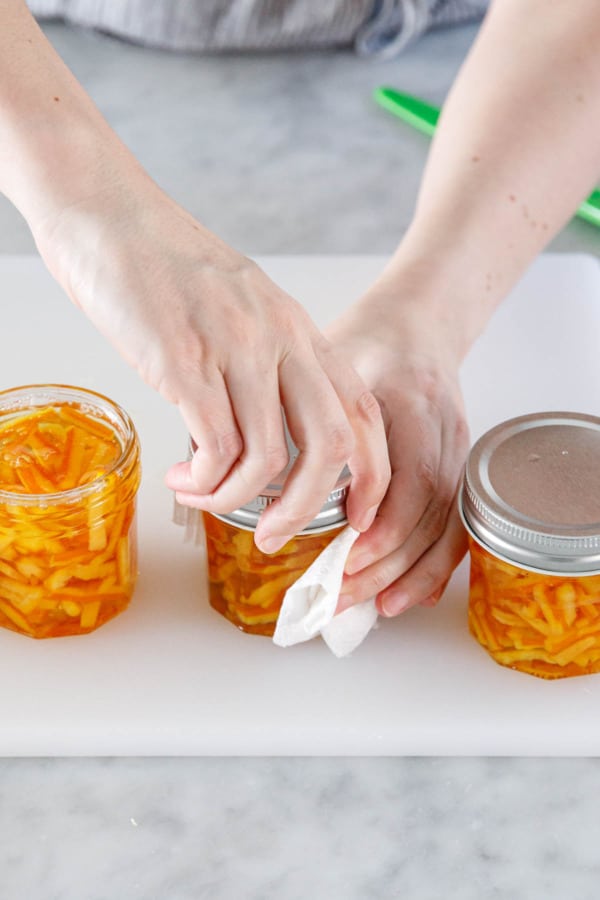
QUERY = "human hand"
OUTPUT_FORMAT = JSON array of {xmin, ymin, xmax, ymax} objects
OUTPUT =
[
  {"xmin": 35, "ymin": 179, "xmax": 390, "ymax": 549},
  {"xmin": 326, "ymin": 285, "xmax": 470, "ymax": 617}
]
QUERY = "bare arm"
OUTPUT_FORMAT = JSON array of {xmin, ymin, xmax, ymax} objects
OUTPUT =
[
  {"xmin": 329, "ymin": 0, "xmax": 600, "ymax": 616},
  {"xmin": 0, "ymin": 1, "xmax": 390, "ymax": 549},
  {"xmin": 0, "ymin": 1, "xmax": 144, "ymax": 230},
  {"xmin": 363, "ymin": 0, "xmax": 600, "ymax": 357}
]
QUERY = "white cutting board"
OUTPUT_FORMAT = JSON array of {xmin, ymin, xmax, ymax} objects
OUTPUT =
[{"xmin": 0, "ymin": 253, "xmax": 599, "ymax": 757}]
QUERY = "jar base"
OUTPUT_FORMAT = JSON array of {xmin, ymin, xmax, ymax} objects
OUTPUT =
[
  {"xmin": 0, "ymin": 595, "xmax": 132, "ymax": 639},
  {"xmin": 469, "ymin": 622, "xmax": 600, "ymax": 680},
  {"xmin": 209, "ymin": 593, "xmax": 276, "ymax": 637}
]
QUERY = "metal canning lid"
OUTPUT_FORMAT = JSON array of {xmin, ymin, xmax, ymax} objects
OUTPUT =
[
  {"xmin": 460, "ymin": 411, "xmax": 600, "ymax": 575},
  {"xmin": 207, "ymin": 430, "xmax": 350, "ymax": 534}
]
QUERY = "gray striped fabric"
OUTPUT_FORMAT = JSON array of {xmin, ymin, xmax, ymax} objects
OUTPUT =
[
  {"xmin": 27, "ymin": 0, "xmax": 489, "ymax": 56},
  {"xmin": 357, "ymin": 0, "xmax": 489, "ymax": 58}
]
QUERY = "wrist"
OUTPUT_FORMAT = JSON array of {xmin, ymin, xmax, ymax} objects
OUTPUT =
[
  {"xmin": 10, "ymin": 115, "xmax": 147, "ymax": 240},
  {"xmin": 29, "ymin": 141, "xmax": 242, "ymax": 311},
  {"xmin": 359, "ymin": 222, "xmax": 515, "ymax": 364},
  {"xmin": 346, "ymin": 261, "xmax": 473, "ymax": 369}
]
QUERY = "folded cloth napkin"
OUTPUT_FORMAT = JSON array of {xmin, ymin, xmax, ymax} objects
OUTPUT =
[{"xmin": 272, "ymin": 526, "xmax": 378, "ymax": 657}]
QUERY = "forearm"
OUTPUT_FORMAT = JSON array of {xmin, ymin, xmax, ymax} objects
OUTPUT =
[
  {"xmin": 367, "ymin": 0, "xmax": 600, "ymax": 360},
  {"xmin": 0, "ymin": 1, "xmax": 158, "ymax": 237}
]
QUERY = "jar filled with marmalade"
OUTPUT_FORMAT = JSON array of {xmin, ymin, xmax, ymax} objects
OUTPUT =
[
  {"xmin": 0, "ymin": 384, "xmax": 141, "ymax": 638},
  {"xmin": 202, "ymin": 461, "xmax": 349, "ymax": 637},
  {"xmin": 460, "ymin": 411, "xmax": 600, "ymax": 679}
]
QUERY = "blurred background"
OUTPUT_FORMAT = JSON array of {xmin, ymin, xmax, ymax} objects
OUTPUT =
[{"xmin": 1, "ymin": 19, "xmax": 598, "ymax": 259}]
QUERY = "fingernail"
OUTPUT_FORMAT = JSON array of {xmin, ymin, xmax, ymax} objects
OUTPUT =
[
  {"xmin": 257, "ymin": 535, "xmax": 291, "ymax": 555},
  {"xmin": 166, "ymin": 464, "xmax": 194, "ymax": 492},
  {"xmin": 174, "ymin": 491, "xmax": 204, "ymax": 508},
  {"xmin": 381, "ymin": 592, "xmax": 411, "ymax": 617},
  {"xmin": 355, "ymin": 504, "xmax": 378, "ymax": 533}
]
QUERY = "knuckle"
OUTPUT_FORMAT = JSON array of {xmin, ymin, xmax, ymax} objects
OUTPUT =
[
  {"xmin": 237, "ymin": 255, "xmax": 261, "ymax": 280},
  {"xmin": 416, "ymin": 366, "xmax": 447, "ymax": 412},
  {"xmin": 416, "ymin": 457, "xmax": 437, "ymax": 495},
  {"xmin": 354, "ymin": 389, "xmax": 382, "ymax": 426},
  {"xmin": 153, "ymin": 371, "xmax": 177, "ymax": 405},
  {"xmin": 454, "ymin": 416, "xmax": 471, "ymax": 453},
  {"xmin": 216, "ymin": 429, "xmax": 244, "ymax": 463},
  {"xmin": 352, "ymin": 466, "xmax": 390, "ymax": 500},
  {"xmin": 421, "ymin": 370, "xmax": 441, "ymax": 405},
  {"xmin": 324, "ymin": 424, "xmax": 354, "ymax": 464},
  {"xmin": 161, "ymin": 360, "xmax": 218, "ymax": 410},
  {"xmin": 262, "ymin": 443, "xmax": 290, "ymax": 480},
  {"xmin": 276, "ymin": 298, "xmax": 305, "ymax": 331},
  {"xmin": 419, "ymin": 564, "xmax": 445, "ymax": 595},
  {"xmin": 376, "ymin": 456, "xmax": 392, "ymax": 486},
  {"xmin": 223, "ymin": 309, "xmax": 263, "ymax": 354},
  {"xmin": 420, "ymin": 500, "xmax": 448, "ymax": 541},
  {"xmin": 368, "ymin": 565, "xmax": 395, "ymax": 596},
  {"xmin": 426, "ymin": 581, "xmax": 448, "ymax": 606},
  {"xmin": 174, "ymin": 335, "xmax": 213, "ymax": 379},
  {"xmin": 363, "ymin": 532, "xmax": 395, "ymax": 565}
]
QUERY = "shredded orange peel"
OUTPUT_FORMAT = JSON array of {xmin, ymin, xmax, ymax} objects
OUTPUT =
[
  {"xmin": 468, "ymin": 539, "xmax": 600, "ymax": 678},
  {"xmin": 203, "ymin": 513, "xmax": 341, "ymax": 635},
  {"xmin": 0, "ymin": 402, "xmax": 139, "ymax": 638}
]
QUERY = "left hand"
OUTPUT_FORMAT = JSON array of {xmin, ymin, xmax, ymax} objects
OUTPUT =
[{"xmin": 326, "ymin": 294, "xmax": 470, "ymax": 618}]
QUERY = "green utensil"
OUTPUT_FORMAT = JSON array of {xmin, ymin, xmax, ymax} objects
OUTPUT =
[
  {"xmin": 374, "ymin": 86, "xmax": 600, "ymax": 229},
  {"xmin": 577, "ymin": 188, "xmax": 600, "ymax": 229}
]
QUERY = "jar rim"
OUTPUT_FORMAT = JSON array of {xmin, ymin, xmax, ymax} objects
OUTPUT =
[
  {"xmin": 459, "ymin": 489, "xmax": 600, "ymax": 576},
  {"xmin": 0, "ymin": 383, "xmax": 139, "ymax": 506},
  {"xmin": 209, "ymin": 510, "xmax": 348, "ymax": 534},
  {"xmin": 186, "ymin": 429, "xmax": 350, "ymax": 533}
]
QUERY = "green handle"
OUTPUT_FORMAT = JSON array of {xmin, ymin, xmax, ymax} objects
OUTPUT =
[
  {"xmin": 374, "ymin": 86, "xmax": 600, "ymax": 230},
  {"xmin": 374, "ymin": 87, "xmax": 440, "ymax": 137},
  {"xmin": 577, "ymin": 188, "xmax": 600, "ymax": 228}
]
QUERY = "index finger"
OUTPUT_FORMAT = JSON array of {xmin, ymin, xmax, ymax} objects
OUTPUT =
[
  {"xmin": 314, "ymin": 341, "xmax": 390, "ymax": 533},
  {"xmin": 253, "ymin": 351, "xmax": 355, "ymax": 552}
]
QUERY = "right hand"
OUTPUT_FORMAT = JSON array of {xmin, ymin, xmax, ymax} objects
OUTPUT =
[
  {"xmin": 34, "ymin": 178, "xmax": 390, "ymax": 551},
  {"xmin": 325, "ymin": 269, "xmax": 471, "ymax": 618}
]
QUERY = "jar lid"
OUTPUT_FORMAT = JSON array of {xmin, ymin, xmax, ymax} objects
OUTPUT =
[
  {"xmin": 175, "ymin": 428, "xmax": 350, "ymax": 537},
  {"xmin": 215, "ymin": 439, "xmax": 350, "ymax": 533},
  {"xmin": 460, "ymin": 411, "xmax": 600, "ymax": 575}
]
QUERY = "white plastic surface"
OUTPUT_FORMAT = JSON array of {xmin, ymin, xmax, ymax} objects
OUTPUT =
[{"xmin": 0, "ymin": 253, "xmax": 599, "ymax": 756}]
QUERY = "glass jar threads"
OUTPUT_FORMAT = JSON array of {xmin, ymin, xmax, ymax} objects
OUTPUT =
[
  {"xmin": 203, "ymin": 466, "xmax": 349, "ymax": 636},
  {"xmin": 0, "ymin": 384, "xmax": 141, "ymax": 638},
  {"xmin": 460, "ymin": 412, "xmax": 600, "ymax": 679}
]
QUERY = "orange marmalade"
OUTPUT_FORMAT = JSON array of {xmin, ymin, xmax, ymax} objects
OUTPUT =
[
  {"xmin": 203, "ymin": 512, "xmax": 342, "ymax": 635},
  {"xmin": 0, "ymin": 385, "xmax": 141, "ymax": 638},
  {"xmin": 468, "ymin": 538, "xmax": 600, "ymax": 679},
  {"xmin": 461, "ymin": 412, "xmax": 600, "ymax": 679}
]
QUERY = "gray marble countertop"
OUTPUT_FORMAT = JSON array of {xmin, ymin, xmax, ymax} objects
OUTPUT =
[{"xmin": 1, "ymin": 19, "xmax": 600, "ymax": 900}]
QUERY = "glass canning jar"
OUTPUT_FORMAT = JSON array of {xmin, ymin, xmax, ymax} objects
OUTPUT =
[
  {"xmin": 460, "ymin": 411, "xmax": 600, "ymax": 679},
  {"xmin": 203, "ymin": 462, "xmax": 349, "ymax": 637},
  {"xmin": 0, "ymin": 384, "xmax": 141, "ymax": 638}
]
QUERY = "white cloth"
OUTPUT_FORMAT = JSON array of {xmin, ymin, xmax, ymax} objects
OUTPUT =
[{"xmin": 273, "ymin": 526, "xmax": 378, "ymax": 657}]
